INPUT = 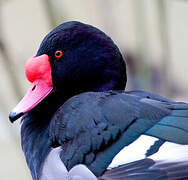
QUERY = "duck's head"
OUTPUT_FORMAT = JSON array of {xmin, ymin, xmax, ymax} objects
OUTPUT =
[{"xmin": 9, "ymin": 21, "xmax": 127, "ymax": 122}]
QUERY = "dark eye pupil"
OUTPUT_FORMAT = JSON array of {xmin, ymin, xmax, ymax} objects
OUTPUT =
[
  {"xmin": 55, "ymin": 50, "xmax": 63, "ymax": 58},
  {"xmin": 56, "ymin": 51, "xmax": 60, "ymax": 56}
]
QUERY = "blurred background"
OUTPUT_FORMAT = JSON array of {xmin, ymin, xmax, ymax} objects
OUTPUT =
[{"xmin": 1, "ymin": 0, "xmax": 188, "ymax": 179}]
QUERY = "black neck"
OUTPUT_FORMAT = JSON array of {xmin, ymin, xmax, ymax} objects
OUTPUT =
[
  {"xmin": 20, "ymin": 91, "xmax": 68, "ymax": 180},
  {"xmin": 21, "ymin": 117, "xmax": 50, "ymax": 180}
]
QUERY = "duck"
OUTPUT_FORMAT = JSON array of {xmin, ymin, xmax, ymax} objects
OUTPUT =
[{"xmin": 9, "ymin": 21, "xmax": 188, "ymax": 180}]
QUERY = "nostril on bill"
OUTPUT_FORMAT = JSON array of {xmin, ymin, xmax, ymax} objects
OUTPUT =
[{"xmin": 32, "ymin": 85, "xmax": 36, "ymax": 91}]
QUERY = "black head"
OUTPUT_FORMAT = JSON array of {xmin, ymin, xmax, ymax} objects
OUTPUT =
[
  {"xmin": 9, "ymin": 21, "xmax": 127, "ymax": 122},
  {"xmin": 37, "ymin": 21, "xmax": 126, "ymax": 93}
]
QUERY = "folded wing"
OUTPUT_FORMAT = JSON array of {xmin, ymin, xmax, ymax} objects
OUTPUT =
[{"xmin": 49, "ymin": 90, "xmax": 188, "ymax": 176}]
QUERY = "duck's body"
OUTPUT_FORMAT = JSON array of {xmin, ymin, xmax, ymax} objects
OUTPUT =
[
  {"xmin": 21, "ymin": 90, "xmax": 188, "ymax": 179},
  {"xmin": 9, "ymin": 21, "xmax": 188, "ymax": 180}
]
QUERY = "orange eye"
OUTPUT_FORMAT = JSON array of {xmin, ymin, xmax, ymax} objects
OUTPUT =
[{"xmin": 55, "ymin": 50, "xmax": 63, "ymax": 58}]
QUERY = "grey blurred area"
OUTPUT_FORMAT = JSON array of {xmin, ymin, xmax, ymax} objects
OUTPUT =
[{"xmin": 1, "ymin": 0, "xmax": 188, "ymax": 179}]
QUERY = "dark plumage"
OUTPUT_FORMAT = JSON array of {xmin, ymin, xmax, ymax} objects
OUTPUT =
[
  {"xmin": 100, "ymin": 158, "xmax": 188, "ymax": 180},
  {"xmin": 9, "ymin": 21, "xmax": 188, "ymax": 180},
  {"xmin": 37, "ymin": 21, "xmax": 126, "ymax": 93},
  {"xmin": 49, "ymin": 90, "xmax": 188, "ymax": 176}
]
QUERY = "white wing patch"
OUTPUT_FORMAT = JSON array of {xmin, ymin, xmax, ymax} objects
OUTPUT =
[{"xmin": 108, "ymin": 135, "xmax": 188, "ymax": 168}]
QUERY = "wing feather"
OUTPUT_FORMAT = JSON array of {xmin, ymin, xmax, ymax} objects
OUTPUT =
[
  {"xmin": 49, "ymin": 90, "xmax": 188, "ymax": 176},
  {"xmin": 100, "ymin": 158, "xmax": 188, "ymax": 180}
]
